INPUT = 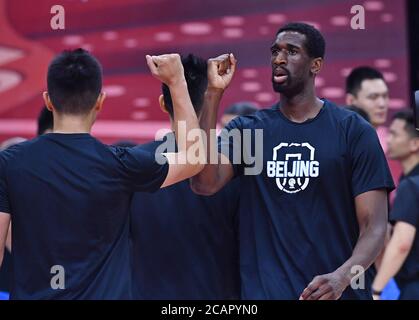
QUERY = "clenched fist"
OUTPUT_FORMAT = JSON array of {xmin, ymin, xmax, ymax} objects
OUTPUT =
[
  {"xmin": 146, "ymin": 54, "xmax": 185, "ymax": 87},
  {"xmin": 207, "ymin": 53, "xmax": 237, "ymax": 91}
]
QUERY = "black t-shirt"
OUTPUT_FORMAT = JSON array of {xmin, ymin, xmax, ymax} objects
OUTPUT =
[
  {"xmin": 390, "ymin": 176, "xmax": 419, "ymax": 285},
  {"xmin": 218, "ymin": 99, "xmax": 395, "ymax": 299},
  {"xmin": 130, "ymin": 134, "xmax": 240, "ymax": 299},
  {"xmin": 0, "ymin": 133, "xmax": 168, "ymax": 299},
  {"xmin": 400, "ymin": 163, "xmax": 419, "ymax": 182}
]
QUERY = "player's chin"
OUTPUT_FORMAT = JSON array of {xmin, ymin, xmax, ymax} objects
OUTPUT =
[
  {"xmin": 374, "ymin": 118, "xmax": 386, "ymax": 126},
  {"xmin": 387, "ymin": 151, "xmax": 399, "ymax": 161},
  {"xmin": 272, "ymin": 82, "xmax": 287, "ymax": 93}
]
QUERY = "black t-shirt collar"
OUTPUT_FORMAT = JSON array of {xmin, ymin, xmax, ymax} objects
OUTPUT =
[{"xmin": 400, "ymin": 162, "xmax": 419, "ymax": 182}]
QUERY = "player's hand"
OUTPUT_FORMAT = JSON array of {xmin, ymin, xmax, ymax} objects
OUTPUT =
[
  {"xmin": 207, "ymin": 53, "xmax": 237, "ymax": 91},
  {"xmin": 146, "ymin": 54, "xmax": 185, "ymax": 87},
  {"xmin": 299, "ymin": 271, "xmax": 349, "ymax": 300}
]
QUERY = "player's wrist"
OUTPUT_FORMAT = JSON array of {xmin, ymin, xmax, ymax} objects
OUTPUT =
[
  {"xmin": 333, "ymin": 267, "xmax": 352, "ymax": 287},
  {"xmin": 205, "ymin": 86, "xmax": 225, "ymax": 95},
  {"xmin": 167, "ymin": 77, "xmax": 187, "ymax": 88}
]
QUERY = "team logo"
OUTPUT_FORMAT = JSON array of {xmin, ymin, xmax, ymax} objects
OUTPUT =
[{"xmin": 266, "ymin": 142, "xmax": 319, "ymax": 193}]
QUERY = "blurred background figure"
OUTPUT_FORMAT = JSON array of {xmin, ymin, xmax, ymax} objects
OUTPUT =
[
  {"xmin": 0, "ymin": 137, "xmax": 27, "ymax": 300},
  {"xmin": 220, "ymin": 102, "xmax": 258, "ymax": 127},
  {"xmin": 373, "ymin": 109, "xmax": 419, "ymax": 299},
  {"xmin": 344, "ymin": 65, "xmax": 402, "ymax": 193},
  {"xmin": 345, "ymin": 105, "xmax": 371, "ymax": 123},
  {"xmin": 387, "ymin": 110, "xmax": 419, "ymax": 180},
  {"xmin": 0, "ymin": 106, "xmax": 52, "ymax": 300},
  {"xmin": 345, "ymin": 66, "xmax": 389, "ymax": 129}
]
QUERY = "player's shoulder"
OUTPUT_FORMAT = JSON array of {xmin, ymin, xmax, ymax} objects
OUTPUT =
[
  {"xmin": 107, "ymin": 140, "xmax": 164, "ymax": 168},
  {"xmin": 138, "ymin": 140, "xmax": 160, "ymax": 153},
  {"xmin": 140, "ymin": 133, "xmax": 176, "ymax": 153},
  {"xmin": 0, "ymin": 139, "xmax": 34, "ymax": 164},
  {"xmin": 325, "ymin": 100, "xmax": 375, "ymax": 135},
  {"xmin": 109, "ymin": 134, "xmax": 175, "ymax": 159},
  {"xmin": 400, "ymin": 175, "xmax": 419, "ymax": 192},
  {"xmin": 325, "ymin": 100, "xmax": 365, "ymax": 123}
]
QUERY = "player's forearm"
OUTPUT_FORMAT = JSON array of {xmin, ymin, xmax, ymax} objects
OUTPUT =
[
  {"xmin": 170, "ymin": 80, "xmax": 205, "ymax": 161},
  {"xmin": 191, "ymin": 88, "xmax": 224, "ymax": 194},
  {"xmin": 336, "ymin": 218, "xmax": 387, "ymax": 287},
  {"xmin": 372, "ymin": 237, "xmax": 409, "ymax": 291}
]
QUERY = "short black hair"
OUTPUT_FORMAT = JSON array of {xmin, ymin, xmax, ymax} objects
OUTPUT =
[
  {"xmin": 393, "ymin": 109, "xmax": 419, "ymax": 138},
  {"xmin": 47, "ymin": 48, "xmax": 102, "ymax": 115},
  {"xmin": 162, "ymin": 54, "xmax": 208, "ymax": 119},
  {"xmin": 346, "ymin": 66, "xmax": 385, "ymax": 96},
  {"xmin": 346, "ymin": 105, "xmax": 370, "ymax": 123},
  {"xmin": 37, "ymin": 106, "xmax": 54, "ymax": 136},
  {"xmin": 276, "ymin": 22, "xmax": 326, "ymax": 58},
  {"xmin": 223, "ymin": 102, "xmax": 258, "ymax": 116}
]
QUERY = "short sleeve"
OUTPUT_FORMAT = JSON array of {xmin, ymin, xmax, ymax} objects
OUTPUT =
[
  {"xmin": 349, "ymin": 119, "xmax": 395, "ymax": 197},
  {"xmin": 218, "ymin": 117, "xmax": 246, "ymax": 177},
  {"xmin": 111, "ymin": 145, "xmax": 169, "ymax": 193},
  {"xmin": 0, "ymin": 151, "xmax": 11, "ymax": 214},
  {"xmin": 390, "ymin": 178, "xmax": 419, "ymax": 227}
]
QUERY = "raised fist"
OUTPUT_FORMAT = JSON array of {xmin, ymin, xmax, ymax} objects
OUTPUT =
[
  {"xmin": 207, "ymin": 53, "xmax": 237, "ymax": 91},
  {"xmin": 146, "ymin": 54, "xmax": 185, "ymax": 86}
]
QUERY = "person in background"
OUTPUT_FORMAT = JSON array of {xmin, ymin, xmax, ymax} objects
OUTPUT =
[
  {"xmin": 0, "ymin": 106, "xmax": 54, "ymax": 299},
  {"xmin": 345, "ymin": 105, "xmax": 370, "ymax": 123},
  {"xmin": 0, "ymin": 139, "xmax": 26, "ymax": 300},
  {"xmin": 373, "ymin": 110, "xmax": 419, "ymax": 299},
  {"xmin": 345, "ymin": 66, "xmax": 389, "ymax": 129}
]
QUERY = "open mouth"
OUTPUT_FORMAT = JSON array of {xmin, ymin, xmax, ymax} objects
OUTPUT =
[{"xmin": 273, "ymin": 68, "xmax": 289, "ymax": 84}]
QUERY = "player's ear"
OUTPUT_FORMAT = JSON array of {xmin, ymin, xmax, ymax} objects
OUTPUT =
[
  {"xmin": 410, "ymin": 137, "xmax": 419, "ymax": 153},
  {"xmin": 310, "ymin": 57, "xmax": 323, "ymax": 75},
  {"xmin": 94, "ymin": 92, "xmax": 106, "ymax": 112},
  {"xmin": 346, "ymin": 93, "xmax": 355, "ymax": 106},
  {"xmin": 43, "ymin": 92, "xmax": 55, "ymax": 112},
  {"xmin": 159, "ymin": 94, "xmax": 169, "ymax": 114}
]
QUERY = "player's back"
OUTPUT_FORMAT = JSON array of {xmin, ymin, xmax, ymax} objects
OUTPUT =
[{"xmin": 1, "ymin": 133, "xmax": 154, "ymax": 299}]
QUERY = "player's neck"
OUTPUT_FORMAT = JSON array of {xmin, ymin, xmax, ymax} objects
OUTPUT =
[
  {"xmin": 279, "ymin": 90, "xmax": 323, "ymax": 123},
  {"xmin": 401, "ymin": 154, "xmax": 419, "ymax": 175},
  {"xmin": 52, "ymin": 113, "xmax": 93, "ymax": 134}
]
